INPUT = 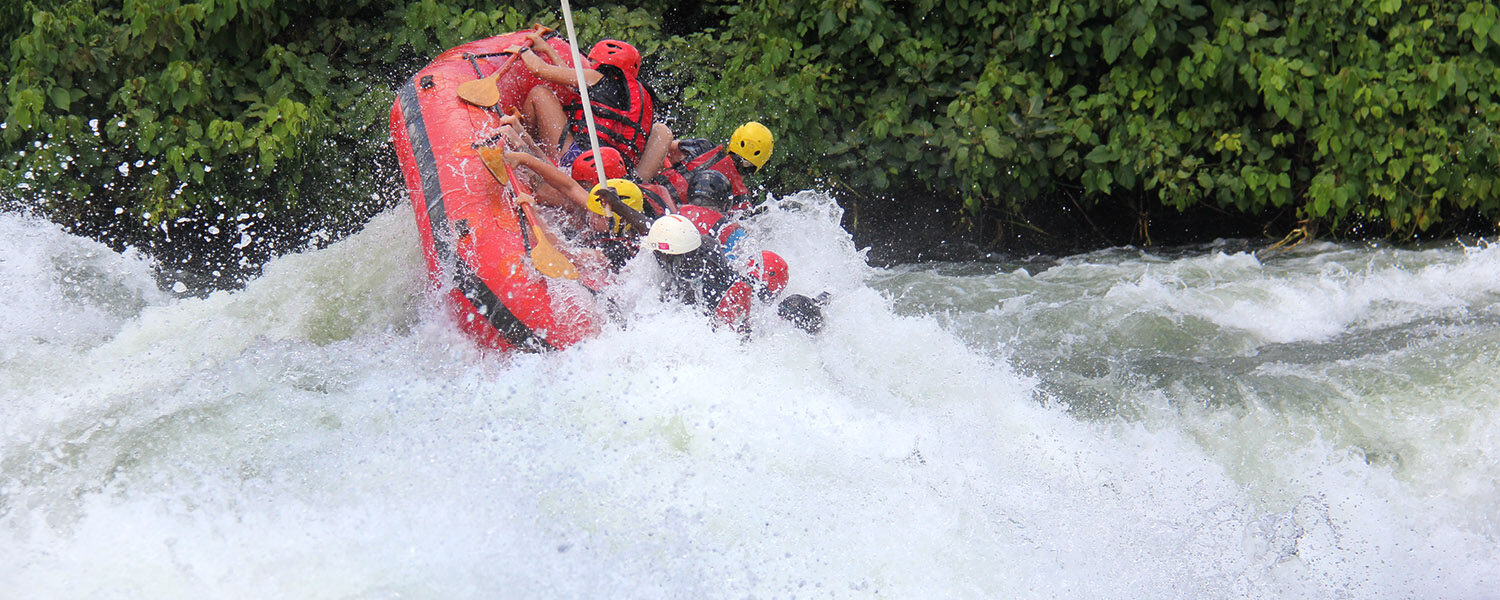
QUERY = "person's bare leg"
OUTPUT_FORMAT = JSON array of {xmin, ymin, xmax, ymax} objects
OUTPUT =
[
  {"xmin": 523, "ymin": 87, "xmax": 570, "ymax": 159},
  {"xmin": 634, "ymin": 122, "xmax": 675, "ymax": 181}
]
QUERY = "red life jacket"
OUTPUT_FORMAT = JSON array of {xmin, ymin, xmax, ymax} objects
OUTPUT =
[
  {"xmin": 676, "ymin": 205, "xmax": 744, "ymax": 250},
  {"xmin": 638, "ymin": 182, "xmax": 675, "ymax": 218},
  {"xmin": 656, "ymin": 145, "xmax": 749, "ymax": 201},
  {"xmin": 564, "ymin": 65, "xmax": 654, "ymax": 167},
  {"xmin": 713, "ymin": 280, "xmax": 754, "ymax": 332}
]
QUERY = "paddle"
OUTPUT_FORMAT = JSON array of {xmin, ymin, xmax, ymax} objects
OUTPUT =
[
  {"xmin": 457, "ymin": 26, "xmax": 555, "ymax": 108},
  {"xmin": 475, "ymin": 145, "xmax": 580, "ymax": 280},
  {"xmin": 516, "ymin": 194, "xmax": 580, "ymax": 280},
  {"xmin": 591, "ymin": 186, "xmax": 653, "ymax": 233}
]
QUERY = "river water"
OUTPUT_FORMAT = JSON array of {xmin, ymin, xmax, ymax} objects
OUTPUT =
[{"xmin": 2, "ymin": 192, "xmax": 1496, "ymax": 598}]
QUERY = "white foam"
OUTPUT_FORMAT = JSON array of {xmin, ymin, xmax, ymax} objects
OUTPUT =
[{"xmin": 2, "ymin": 202, "xmax": 1496, "ymax": 598}]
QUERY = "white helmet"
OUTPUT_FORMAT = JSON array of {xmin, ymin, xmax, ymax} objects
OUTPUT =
[{"xmin": 644, "ymin": 214, "xmax": 701, "ymax": 255}]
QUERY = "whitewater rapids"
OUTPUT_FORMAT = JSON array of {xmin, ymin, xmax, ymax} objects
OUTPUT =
[{"xmin": 2, "ymin": 192, "xmax": 1496, "ymax": 598}]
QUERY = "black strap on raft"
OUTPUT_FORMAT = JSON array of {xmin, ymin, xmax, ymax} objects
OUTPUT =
[
  {"xmin": 399, "ymin": 79, "xmax": 555, "ymax": 352},
  {"xmin": 514, "ymin": 205, "xmax": 536, "ymax": 250},
  {"xmin": 465, "ymin": 51, "xmax": 514, "ymax": 61},
  {"xmin": 462, "ymin": 53, "xmax": 487, "ymax": 77}
]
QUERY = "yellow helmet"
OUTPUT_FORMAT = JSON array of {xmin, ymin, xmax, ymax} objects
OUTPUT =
[
  {"xmin": 728, "ymin": 121, "xmax": 774, "ymax": 171},
  {"xmin": 587, "ymin": 179, "xmax": 644, "ymax": 233}
]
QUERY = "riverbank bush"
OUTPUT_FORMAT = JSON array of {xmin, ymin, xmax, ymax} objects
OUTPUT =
[
  {"xmin": 4, "ymin": 0, "xmax": 1497, "ymax": 284},
  {"xmin": 0, "ymin": 0, "xmax": 668, "ymax": 284},
  {"xmin": 689, "ymin": 0, "xmax": 1500, "ymax": 241}
]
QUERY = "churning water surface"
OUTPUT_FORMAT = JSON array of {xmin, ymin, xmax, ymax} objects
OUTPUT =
[{"xmin": 1, "ymin": 192, "xmax": 1496, "ymax": 598}]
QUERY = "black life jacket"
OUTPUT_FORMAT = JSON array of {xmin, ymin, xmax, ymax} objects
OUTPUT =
[
  {"xmin": 582, "ymin": 231, "xmax": 638, "ymax": 272},
  {"xmin": 563, "ymin": 64, "xmax": 654, "ymax": 167}
]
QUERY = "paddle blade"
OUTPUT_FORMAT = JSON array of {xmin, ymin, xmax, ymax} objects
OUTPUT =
[
  {"xmin": 527, "ymin": 225, "xmax": 580, "ymax": 279},
  {"xmin": 518, "ymin": 203, "xmax": 579, "ymax": 280},
  {"xmin": 458, "ymin": 33, "xmax": 541, "ymax": 108},
  {"xmin": 475, "ymin": 145, "xmax": 509, "ymax": 185},
  {"xmin": 457, "ymin": 72, "xmax": 500, "ymax": 107}
]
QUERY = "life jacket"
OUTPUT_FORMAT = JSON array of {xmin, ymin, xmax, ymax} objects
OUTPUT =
[
  {"xmin": 655, "ymin": 145, "xmax": 749, "ymax": 202},
  {"xmin": 656, "ymin": 238, "xmax": 753, "ymax": 333},
  {"xmin": 676, "ymin": 204, "xmax": 747, "ymax": 261},
  {"xmin": 638, "ymin": 182, "xmax": 675, "ymax": 218},
  {"xmin": 712, "ymin": 280, "xmax": 754, "ymax": 332},
  {"xmin": 563, "ymin": 64, "xmax": 654, "ymax": 167}
]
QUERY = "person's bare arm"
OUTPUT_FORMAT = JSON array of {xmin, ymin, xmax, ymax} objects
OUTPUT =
[
  {"xmin": 526, "ymin": 31, "xmax": 562, "ymax": 64},
  {"xmin": 505, "ymin": 151, "xmax": 590, "ymax": 210},
  {"xmin": 517, "ymin": 48, "xmax": 604, "ymax": 87},
  {"xmin": 498, "ymin": 118, "xmax": 549, "ymax": 158}
]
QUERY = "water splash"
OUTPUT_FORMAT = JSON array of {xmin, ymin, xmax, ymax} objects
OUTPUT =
[{"xmin": 2, "ymin": 199, "xmax": 1495, "ymax": 597}]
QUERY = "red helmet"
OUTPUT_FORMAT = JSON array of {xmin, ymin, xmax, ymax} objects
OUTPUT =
[
  {"xmin": 571, "ymin": 147, "xmax": 626, "ymax": 186},
  {"xmin": 747, "ymin": 251, "xmax": 789, "ymax": 301},
  {"xmin": 588, "ymin": 39, "xmax": 641, "ymax": 78}
]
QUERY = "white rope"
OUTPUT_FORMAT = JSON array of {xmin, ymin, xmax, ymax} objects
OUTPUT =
[{"xmin": 559, "ymin": 0, "xmax": 609, "ymax": 197}]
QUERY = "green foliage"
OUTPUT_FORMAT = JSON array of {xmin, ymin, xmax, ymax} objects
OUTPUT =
[
  {"xmin": 5, "ymin": 0, "xmax": 1496, "ymax": 261},
  {"xmin": 691, "ymin": 0, "xmax": 1500, "ymax": 237},
  {"xmin": 1, "ymin": 0, "xmax": 544, "ymax": 228},
  {"xmin": 0, "ymin": 0, "xmax": 696, "ymax": 239}
]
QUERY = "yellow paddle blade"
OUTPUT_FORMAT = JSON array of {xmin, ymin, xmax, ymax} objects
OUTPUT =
[
  {"xmin": 457, "ymin": 72, "xmax": 501, "ymax": 107},
  {"xmin": 475, "ymin": 142, "xmax": 578, "ymax": 280},
  {"xmin": 518, "ymin": 202, "xmax": 579, "ymax": 280},
  {"xmin": 475, "ymin": 145, "xmax": 509, "ymax": 185},
  {"xmin": 527, "ymin": 224, "xmax": 579, "ymax": 279},
  {"xmin": 457, "ymin": 34, "xmax": 538, "ymax": 108}
]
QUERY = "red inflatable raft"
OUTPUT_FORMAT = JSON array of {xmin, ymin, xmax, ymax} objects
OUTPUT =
[{"xmin": 389, "ymin": 30, "xmax": 600, "ymax": 351}]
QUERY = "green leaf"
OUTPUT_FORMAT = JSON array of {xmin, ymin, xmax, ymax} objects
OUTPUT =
[
  {"xmin": 818, "ymin": 10, "xmax": 837, "ymax": 36},
  {"xmin": 1313, "ymin": 195, "xmax": 1330, "ymax": 216},
  {"xmin": 1473, "ymin": 15, "xmax": 1493, "ymax": 39},
  {"xmin": 982, "ymin": 128, "xmax": 1016, "ymax": 158},
  {"xmin": 1101, "ymin": 27, "xmax": 1127, "ymax": 64},
  {"xmin": 49, "ymin": 87, "xmax": 71, "ymax": 111},
  {"xmin": 1085, "ymin": 145, "xmax": 1120, "ymax": 163}
]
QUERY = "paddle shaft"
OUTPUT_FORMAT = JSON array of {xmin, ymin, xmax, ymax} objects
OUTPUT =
[
  {"xmin": 458, "ymin": 26, "xmax": 554, "ymax": 107},
  {"xmin": 473, "ymin": 139, "xmax": 581, "ymax": 280},
  {"xmin": 594, "ymin": 188, "xmax": 653, "ymax": 233},
  {"xmin": 505, "ymin": 161, "xmax": 580, "ymax": 280},
  {"xmin": 559, "ymin": 0, "xmax": 610, "ymax": 205}
]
